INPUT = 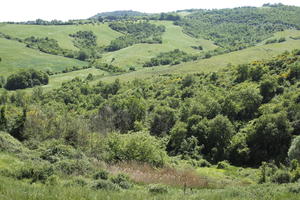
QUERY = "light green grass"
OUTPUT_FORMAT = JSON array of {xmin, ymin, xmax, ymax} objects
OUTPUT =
[
  {"xmin": 24, "ymin": 68, "xmax": 108, "ymax": 91},
  {"xmin": 0, "ymin": 23, "xmax": 122, "ymax": 50},
  {"xmin": 99, "ymin": 21, "xmax": 218, "ymax": 69},
  {"xmin": 99, "ymin": 30, "xmax": 300, "ymax": 82},
  {"xmin": 0, "ymin": 38, "xmax": 87, "ymax": 76}
]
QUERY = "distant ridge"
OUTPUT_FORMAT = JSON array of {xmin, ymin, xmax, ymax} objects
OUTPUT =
[{"xmin": 90, "ymin": 10, "xmax": 148, "ymax": 19}]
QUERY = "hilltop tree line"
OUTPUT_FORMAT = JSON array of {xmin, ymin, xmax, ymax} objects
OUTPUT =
[{"xmin": 1, "ymin": 50, "xmax": 300, "ymax": 167}]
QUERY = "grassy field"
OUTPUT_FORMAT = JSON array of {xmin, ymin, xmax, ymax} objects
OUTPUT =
[
  {"xmin": 0, "ymin": 38, "xmax": 87, "ymax": 76},
  {"xmin": 43, "ymin": 68, "xmax": 108, "ymax": 90},
  {"xmin": 99, "ymin": 21, "xmax": 218, "ymax": 70},
  {"xmin": 0, "ymin": 23, "xmax": 122, "ymax": 50},
  {"xmin": 0, "ymin": 151, "xmax": 299, "ymax": 200},
  {"xmin": 98, "ymin": 30, "xmax": 300, "ymax": 82}
]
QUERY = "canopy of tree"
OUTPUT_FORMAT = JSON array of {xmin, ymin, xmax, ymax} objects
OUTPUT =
[{"xmin": 4, "ymin": 69, "xmax": 49, "ymax": 90}]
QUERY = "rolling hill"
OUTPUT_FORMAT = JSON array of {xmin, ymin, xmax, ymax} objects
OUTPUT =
[{"xmin": 0, "ymin": 38, "xmax": 87, "ymax": 76}]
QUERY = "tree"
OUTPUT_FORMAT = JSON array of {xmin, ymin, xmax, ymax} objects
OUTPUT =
[
  {"xmin": 77, "ymin": 50, "xmax": 89, "ymax": 61},
  {"xmin": 150, "ymin": 106, "xmax": 176, "ymax": 136},
  {"xmin": 260, "ymin": 75, "xmax": 278, "ymax": 103},
  {"xmin": 167, "ymin": 121, "xmax": 188, "ymax": 155},
  {"xmin": 5, "ymin": 69, "xmax": 49, "ymax": 90},
  {"xmin": 246, "ymin": 112, "xmax": 293, "ymax": 165},
  {"xmin": 207, "ymin": 115, "xmax": 235, "ymax": 162},
  {"xmin": 288, "ymin": 136, "xmax": 300, "ymax": 162}
]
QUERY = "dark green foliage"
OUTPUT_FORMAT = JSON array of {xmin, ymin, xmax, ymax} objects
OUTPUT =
[
  {"xmin": 265, "ymin": 37, "xmax": 286, "ymax": 44},
  {"xmin": 17, "ymin": 161, "xmax": 54, "ymax": 183},
  {"xmin": 111, "ymin": 173, "xmax": 132, "ymax": 189},
  {"xmin": 271, "ymin": 170, "xmax": 291, "ymax": 184},
  {"xmin": 150, "ymin": 106, "xmax": 176, "ymax": 136},
  {"xmin": 93, "ymin": 169, "xmax": 109, "ymax": 180},
  {"xmin": 24, "ymin": 36, "xmax": 76, "ymax": 58},
  {"xmin": 54, "ymin": 159, "xmax": 91, "ymax": 175},
  {"xmin": 94, "ymin": 62, "xmax": 125, "ymax": 73},
  {"xmin": 191, "ymin": 45, "xmax": 203, "ymax": 50},
  {"xmin": 288, "ymin": 136, "xmax": 300, "ymax": 162},
  {"xmin": 5, "ymin": 69, "xmax": 48, "ymax": 90},
  {"xmin": 92, "ymin": 180, "xmax": 120, "ymax": 191},
  {"xmin": 69, "ymin": 31, "xmax": 97, "ymax": 49},
  {"xmin": 178, "ymin": 6, "xmax": 300, "ymax": 50},
  {"xmin": 159, "ymin": 13, "xmax": 181, "ymax": 21},
  {"xmin": 143, "ymin": 49, "xmax": 197, "ymax": 67},
  {"xmin": 217, "ymin": 161, "xmax": 230, "ymax": 169},
  {"xmin": 246, "ymin": 112, "xmax": 293, "ymax": 165},
  {"xmin": 106, "ymin": 21, "xmax": 165, "ymax": 51},
  {"xmin": 288, "ymin": 62, "xmax": 300, "ymax": 80}
]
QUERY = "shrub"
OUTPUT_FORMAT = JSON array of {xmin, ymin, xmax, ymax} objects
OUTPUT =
[
  {"xmin": 93, "ymin": 169, "xmax": 109, "ymax": 180},
  {"xmin": 292, "ymin": 168, "xmax": 300, "ymax": 182},
  {"xmin": 198, "ymin": 159, "xmax": 212, "ymax": 167},
  {"xmin": 17, "ymin": 161, "xmax": 54, "ymax": 183},
  {"xmin": 0, "ymin": 132, "xmax": 26, "ymax": 153},
  {"xmin": 92, "ymin": 180, "xmax": 120, "ymax": 191},
  {"xmin": 288, "ymin": 136, "xmax": 300, "ymax": 162},
  {"xmin": 271, "ymin": 170, "xmax": 291, "ymax": 184},
  {"xmin": 217, "ymin": 161, "xmax": 230, "ymax": 169},
  {"xmin": 288, "ymin": 184, "xmax": 300, "ymax": 193},
  {"xmin": 105, "ymin": 132, "xmax": 168, "ymax": 167},
  {"xmin": 148, "ymin": 184, "xmax": 168, "ymax": 194},
  {"xmin": 111, "ymin": 173, "xmax": 132, "ymax": 189},
  {"xmin": 278, "ymin": 37, "xmax": 286, "ymax": 43},
  {"xmin": 72, "ymin": 177, "xmax": 88, "ymax": 187},
  {"xmin": 55, "ymin": 159, "xmax": 91, "ymax": 175},
  {"xmin": 45, "ymin": 175, "xmax": 60, "ymax": 186}
]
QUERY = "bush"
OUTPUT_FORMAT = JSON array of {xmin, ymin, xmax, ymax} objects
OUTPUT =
[
  {"xmin": 111, "ymin": 173, "xmax": 132, "ymax": 189},
  {"xmin": 271, "ymin": 170, "xmax": 291, "ymax": 184},
  {"xmin": 55, "ymin": 159, "xmax": 91, "ymax": 175},
  {"xmin": 292, "ymin": 168, "xmax": 300, "ymax": 182},
  {"xmin": 288, "ymin": 136, "xmax": 300, "ymax": 162},
  {"xmin": 288, "ymin": 184, "xmax": 300, "ymax": 193},
  {"xmin": 45, "ymin": 175, "xmax": 60, "ymax": 186},
  {"xmin": 217, "ymin": 161, "xmax": 230, "ymax": 169},
  {"xmin": 72, "ymin": 177, "xmax": 88, "ymax": 187},
  {"xmin": 198, "ymin": 159, "xmax": 212, "ymax": 167},
  {"xmin": 105, "ymin": 132, "xmax": 168, "ymax": 167},
  {"xmin": 148, "ymin": 184, "xmax": 168, "ymax": 194},
  {"xmin": 93, "ymin": 169, "xmax": 109, "ymax": 180},
  {"xmin": 0, "ymin": 132, "xmax": 26, "ymax": 153},
  {"xmin": 17, "ymin": 161, "xmax": 54, "ymax": 183},
  {"xmin": 92, "ymin": 180, "xmax": 120, "ymax": 191}
]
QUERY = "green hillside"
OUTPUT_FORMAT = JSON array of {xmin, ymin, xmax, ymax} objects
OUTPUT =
[
  {"xmin": 99, "ymin": 21, "xmax": 217, "ymax": 69},
  {"xmin": 2, "ymin": 4, "xmax": 300, "ymax": 200},
  {"xmin": 0, "ymin": 23, "xmax": 122, "ymax": 50},
  {"xmin": 99, "ymin": 29, "xmax": 300, "ymax": 82},
  {"xmin": 0, "ymin": 38, "xmax": 87, "ymax": 76}
]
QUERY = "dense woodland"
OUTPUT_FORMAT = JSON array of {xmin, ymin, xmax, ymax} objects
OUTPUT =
[
  {"xmin": 1, "ymin": 50, "xmax": 300, "ymax": 166},
  {"xmin": 176, "ymin": 5, "xmax": 300, "ymax": 51}
]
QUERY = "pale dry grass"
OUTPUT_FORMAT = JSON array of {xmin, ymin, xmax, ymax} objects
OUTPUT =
[{"xmin": 107, "ymin": 162, "xmax": 211, "ymax": 188}]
